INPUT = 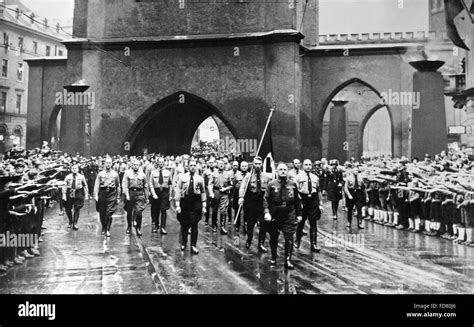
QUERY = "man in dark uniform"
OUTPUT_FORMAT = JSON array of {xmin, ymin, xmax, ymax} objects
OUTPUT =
[
  {"xmin": 209, "ymin": 159, "xmax": 232, "ymax": 235},
  {"xmin": 263, "ymin": 163, "xmax": 302, "ymax": 269},
  {"xmin": 323, "ymin": 160, "xmax": 344, "ymax": 220},
  {"xmin": 149, "ymin": 157, "xmax": 172, "ymax": 234},
  {"xmin": 295, "ymin": 159, "xmax": 324, "ymax": 252},
  {"xmin": 344, "ymin": 166, "xmax": 365, "ymax": 229},
  {"xmin": 238, "ymin": 156, "xmax": 273, "ymax": 251},
  {"xmin": 122, "ymin": 159, "xmax": 148, "ymax": 236},
  {"xmin": 63, "ymin": 164, "xmax": 89, "ymax": 230},
  {"xmin": 175, "ymin": 160, "xmax": 207, "ymax": 254},
  {"xmin": 93, "ymin": 157, "xmax": 121, "ymax": 237}
]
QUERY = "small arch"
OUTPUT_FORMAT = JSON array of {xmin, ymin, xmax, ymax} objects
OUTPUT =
[
  {"xmin": 359, "ymin": 104, "xmax": 394, "ymax": 158},
  {"xmin": 319, "ymin": 78, "xmax": 387, "ymax": 123}
]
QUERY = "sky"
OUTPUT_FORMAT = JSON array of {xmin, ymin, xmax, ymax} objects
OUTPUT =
[
  {"xmin": 18, "ymin": 0, "xmax": 429, "ymax": 34},
  {"xmin": 21, "ymin": 0, "xmax": 74, "ymax": 21},
  {"xmin": 319, "ymin": 0, "xmax": 429, "ymax": 34}
]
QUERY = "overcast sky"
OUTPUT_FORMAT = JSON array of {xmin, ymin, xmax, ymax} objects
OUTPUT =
[
  {"xmin": 19, "ymin": 0, "xmax": 429, "ymax": 34},
  {"xmin": 319, "ymin": 0, "xmax": 429, "ymax": 34},
  {"xmin": 21, "ymin": 0, "xmax": 74, "ymax": 20}
]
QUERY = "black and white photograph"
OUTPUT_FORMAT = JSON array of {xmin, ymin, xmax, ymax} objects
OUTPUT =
[{"xmin": 0, "ymin": 0, "xmax": 474, "ymax": 324}]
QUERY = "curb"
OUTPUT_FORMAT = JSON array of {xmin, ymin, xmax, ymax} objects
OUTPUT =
[{"xmin": 132, "ymin": 233, "xmax": 169, "ymax": 294}]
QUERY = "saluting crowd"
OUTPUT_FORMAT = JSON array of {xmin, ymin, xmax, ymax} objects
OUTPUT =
[{"xmin": 0, "ymin": 141, "xmax": 473, "ymax": 273}]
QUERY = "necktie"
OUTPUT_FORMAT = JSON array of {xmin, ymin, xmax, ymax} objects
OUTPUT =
[
  {"xmin": 188, "ymin": 172, "xmax": 194, "ymax": 195},
  {"xmin": 354, "ymin": 174, "xmax": 359, "ymax": 189},
  {"xmin": 256, "ymin": 171, "xmax": 261, "ymax": 192},
  {"xmin": 279, "ymin": 178, "xmax": 286, "ymax": 202},
  {"xmin": 158, "ymin": 169, "xmax": 163, "ymax": 185},
  {"xmin": 72, "ymin": 174, "xmax": 77, "ymax": 190},
  {"xmin": 307, "ymin": 172, "xmax": 312, "ymax": 194}
]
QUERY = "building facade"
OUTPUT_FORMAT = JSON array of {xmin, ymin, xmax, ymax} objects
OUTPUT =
[
  {"xmin": 0, "ymin": 0, "xmax": 67, "ymax": 154},
  {"xmin": 26, "ymin": 0, "xmax": 449, "ymax": 162}
]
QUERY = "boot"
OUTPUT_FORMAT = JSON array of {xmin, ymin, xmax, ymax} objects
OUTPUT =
[
  {"xmin": 283, "ymin": 240, "xmax": 294, "ymax": 269},
  {"xmin": 294, "ymin": 237, "xmax": 301, "ymax": 249},
  {"xmin": 160, "ymin": 210, "xmax": 167, "ymax": 234},
  {"xmin": 258, "ymin": 242, "xmax": 268, "ymax": 253},
  {"xmin": 106, "ymin": 217, "xmax": 112, "ymax": 237},
  {"xmin": 220, "ymin": 215, "xmax": 228, "ymax": 235},
  {"xmin": 310, "ymin": 229, "xmax": 320, "ymax": 253}
]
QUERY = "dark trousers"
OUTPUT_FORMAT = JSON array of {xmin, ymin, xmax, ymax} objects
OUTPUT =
[
  {"xmin": 65, "ymin": 189, "xmax": 85, "ymax": 225},
  {"xmin": 151, "ymin": 188, "xmax": 169, "ymax": 229},
  {"xmin": 243, "ymin": 194, "xmax": 267, "ymax": 245},
  {"xmin": 126, "ymin": 190, "xmax": 146, "ymax": 229},
  {"xmin": 211, "ymin": 191, "xmax": 229, "ymax": 227},
  {"xmin": 297, "ymin": 195, "xmax": 320, "ymax": 244},
  {"xmin": 346, "ymin": 195, "xmax": 363, "ymax": 224},
  {"xmin": 331, "ymin": 200, "xmax": 340, "ymax": 216},
  {"xmin": 97, "ymin": 189, "xmax": 117, "ymax": 232},
  {"xmin": 268, "ymin": 222, "xmax": 294, "ymax": 260},
  {"xmin": 181, "ymin": 221, "xmax": 198, "ymax": 247}
]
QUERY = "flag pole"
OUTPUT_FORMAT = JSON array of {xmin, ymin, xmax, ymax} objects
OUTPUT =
[{"xmin": 233, "ymin": 104, "xmax": 275, "ymax": 225}]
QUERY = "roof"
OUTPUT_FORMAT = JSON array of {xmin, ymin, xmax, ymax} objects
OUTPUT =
[{"xmin": 0, "ymin": 0, "xmax": 70, "ymax": 41}]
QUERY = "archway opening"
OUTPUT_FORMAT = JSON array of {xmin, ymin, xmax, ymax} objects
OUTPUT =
[
  {"xmin": 127, "ymin": 92, "xmax": 237, "ymax": 156},
  {"xmin": 190, "ymin": 115, "xmax": 235, "ymax": 156},
  {"xmin": 321, "ymin": 79, "xmax": 393, "ymax": 161},
  {"xmin": 362, "ymin": 106, "xmax": 392, "ymax": 158},
  {"xmin": 48, "ymin": 105, "xmax": 62, "ymax": 151}
]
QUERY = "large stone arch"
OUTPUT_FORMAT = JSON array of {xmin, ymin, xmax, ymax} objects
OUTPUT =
[
  {"xmin": 319, "ymin": 78, "xmax": 395, "ymax": 160},
  {"xmin": 305, "ymin": 50, "xmax": 414, "ymax": 159},
  {"xmin": 123, "ymin": 91, "xmax": 239, "ymax": 156}
]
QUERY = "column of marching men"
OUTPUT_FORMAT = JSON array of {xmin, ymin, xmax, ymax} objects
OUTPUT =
[{"xmin": 1, "ymin": 143, "xmax": 473, "ymax": 274}]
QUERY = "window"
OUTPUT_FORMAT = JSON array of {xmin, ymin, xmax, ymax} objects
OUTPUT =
[
  {"xmin": 33, "ymin": 41, "xmax": 38, "ymax": 54},
  {"xmin": 0, "ymin": 92, "xmax": 6, "ymax": 112},
  {"xmin": 1, "ymin": 60, "xmax": 7, "ymax": 78},
  {"xmin": 46, "ymin": 45, "xmax": 51, "ymax": 56},
  {"xmin": 17, "ymin": 63, "xmax": 23, "ymax": 81},
  {"xmin": 12, "ymin": 126, "xmax": 22, "ymax": 146},
  {"xmin": 3, "ymin": 32, "xmax": 9, "ymax": 47},
  {"xmin": 0, "ymin": 125, "xmax": 6, "ymax": 143},
  {"xmin": 16, "ymin": 94, "xmax": 22, "ymax": 114},
  {"xmin": 58, "ymin": 50, "xmax": 63, "ymax": 56},
  {"xmin": 18, "ymin": 37, "xmax": 24, "ymax": 52}
]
